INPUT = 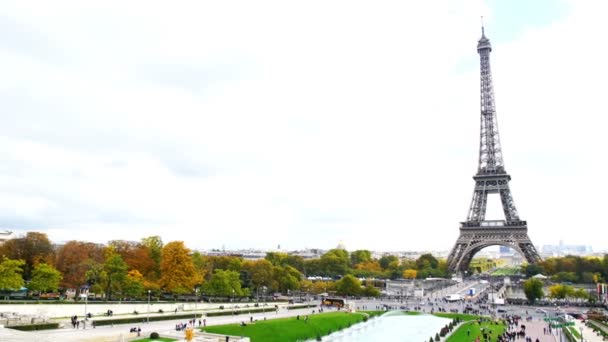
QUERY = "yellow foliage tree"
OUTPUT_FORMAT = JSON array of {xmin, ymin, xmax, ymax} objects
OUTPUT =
[
  {"xmin": 160, "ymin": 241, "xmax": 201, "ymax": 294},
  {"xmin": 402, "ymin": 269, "xmax": 417, "ymax": 279}
]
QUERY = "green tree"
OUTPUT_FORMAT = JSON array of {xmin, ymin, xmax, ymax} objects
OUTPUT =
[
  {"xmin": 361, "ymin": 284, "xmax": 381, "ymax": 297},
  {"xmin": 350, "ymin": 250, "xmax": 372, "ymax": 267},
  {"xmin": 141, "ymin": 236, "xmax": 163, "ymax": 279},
  {"xmin": 334, "ymin": 274, "xmax": 361, "ymax": 296},
  {"xmin": 320, "ymin": 249, "xmax": 350, "ymax": 276},
  {"xmin": 274, "ymin": 265, "xmax": 302, "ymax": 293},
  {"xmin": 523, "ymin": 278, "xmax": 544, "ymax": 304},
  {"xmin": 122, "ymin": 270, "xmax": 145, "ymax": 298},
  {"xmin": 379, "ymin": 255, "xmax": 398, "ymax": 270},
  {"xmin": 0, "ymin": 257, "xmax": 25, "ymax": 290},
  {"xmin": 104, "ymin": 253, "xmax": 128, "ymax": 300},
  {"xmin": 28, "ymin": 263, "xmax": 62, "ymax": 293},
  {"xmin": 548, "ymin": 284, "xmax": 575, "ymax": 299},
  {"xmin": 203, "ymin": 269, "xmax": 243, "ymax": 297},
  {"xmin": 416, "ymin": 254, "xmax": 439, "ymax": 270}
]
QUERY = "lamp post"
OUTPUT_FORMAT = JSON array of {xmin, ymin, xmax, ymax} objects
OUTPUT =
[
  {"xmin": 147, "ymin": 290, "xmax": 151, "ymax": 323},
  {"xmin": 579, "ymin": 326, "xmax": 583, "ymax": 342},
  {"xmin": 84, "ymin": 289, "xmax": 88, "ymax": 319}
]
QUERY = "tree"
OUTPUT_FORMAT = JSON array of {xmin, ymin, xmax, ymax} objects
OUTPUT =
[
  {"xmin": 0, "ymin": 257, "xmax": 25, "ymax": 290},
  {"xmin": 29, "ymin": 263, "xmax": 62, "ymax": 293},
  {"xmin": 350, "ymin": 250, "xmax": 372, "ymax": 267},
  {"xmin": 243, "ymin": 259, "xmax": 274, "ymax": 290},
  {"xmin": 159, "ymin": 241, "xmax": 200, "ymax": 295},
  {"xmin": 379, "ymin": 255, "xmax": 399, "ymax": 270},
  {"xmin": 416, "ymin": 254, "xmax": 439, "ymax": 270},
  {"xmin": 0, "ymin": 232, "xmax": 54, "ymax": 280},
  {"xmin": 402, "ymin": 269, "xmax": 418, "ymax": 279},
  {"xmin": 122, "ymin": 270, "xmax": 145, "ymax": 298},
  {"xmin": 362, "ymin": 284, "xmax": 380, "ymax": 297},
  {"xmin": 334, "ymin": 274, "xmax": 361, "ymax": 296},
  {"xmin": 320, "ymin": 249, "xmax": 350, "ymax": 276},
  {"xmin": 55, "ymin": 241, "xmax": 104, "ymax": 290},
  {"xmin": 523, "ymin": 278, "xmax": 544, "ymax": 304},
  {"xmin": 273, "ymin": 265, "xmax": 302, "ymax": 293},
  {"xmin": 203, "ymin": 269, "xmax": 243, "ymax": 297},
  {"xmin": 548, "ymin": 284, "xmax": 575, "ymax": 299},
  {"xmin": 141, "ymin": 236, "xmax": 163, "ymax": 279},
  {"xmin": 104, "ymin": 253, "xmax": 128, "ymax": 300}
]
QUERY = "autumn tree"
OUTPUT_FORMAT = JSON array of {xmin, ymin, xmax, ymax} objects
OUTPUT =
[
  {"xmin": 403, "ymin": 269, "xmax": 418, "ymax": 279},
  {"xmin": 108, "ymin": 240, "xmax": 156, "ymax": 280},
  {"xmin": 0, "ymin": 257, "xmax": 25, "ymax": 290},
  {"xmin": 55, "ymin": 241, "xmax": 105, "ymax": 291},
  {"xmin": 160, "ymin": 241, "xmax": 200, "ymax": 295},
  {"xmin": 28, "ymin": 263, "xmax": 62, "ymax": 293},
  {"xmin": 0, "ymin": 232, "xmax": 54, "ymax": 280}
]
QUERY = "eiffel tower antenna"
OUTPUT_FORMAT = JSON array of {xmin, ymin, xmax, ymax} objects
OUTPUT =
[{"xmin": 446, "ymin": 25, "xmax": 541, "ymax": 275}]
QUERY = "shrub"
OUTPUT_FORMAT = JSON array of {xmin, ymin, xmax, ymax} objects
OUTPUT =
[
  {"xmin": 150, "ymin": 332, "xmax": 159, "ymax": 339},
  {"xmin": 435, "ymin": 332, "xmax": 440, "ymax": 341},
  {"xmin": 8, "ymin": 323, "xmax": 60, "ymax": 331},
  {"xmin": 316, "ymin": 334, "xmax": 322, "ymax": 341},
  {"xmin": 429, "ymin": 337, "xmax": 433, "ymax": 342}
]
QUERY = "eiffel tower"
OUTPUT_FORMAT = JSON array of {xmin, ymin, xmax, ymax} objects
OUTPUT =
[{"xmin": 446, "ymin": 26, "xmax": 541, "ymax": 274}]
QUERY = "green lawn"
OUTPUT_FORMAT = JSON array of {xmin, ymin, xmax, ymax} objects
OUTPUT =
[
  {"xmin": 491, "ymin": 267, "xmax": 522, "ymax": 276},
  {"xmin": 203, "ymin": 311, "xmax": 369, "ymax": 342},
  {"xmin": 433, "ymin": 313, "xmax": 483, "ymax": 321},
  {"xmin": 445, "ymin": 319, "xmax": 506, "ymax": 342}
]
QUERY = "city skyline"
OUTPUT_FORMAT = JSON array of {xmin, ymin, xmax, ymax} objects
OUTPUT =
[{"xmin": 1, "ymin": 1, "xmax": 607, "ymax": 252}]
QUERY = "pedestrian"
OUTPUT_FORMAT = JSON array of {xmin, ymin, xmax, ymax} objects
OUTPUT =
[{"xmin": 203, "ymin": 318, "xmax": 206, "ymax": 327}]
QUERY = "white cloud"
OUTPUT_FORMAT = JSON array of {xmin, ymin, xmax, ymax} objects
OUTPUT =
[{"xmin": 0, "ymin": 0, "xmax": 606, "ymax": 252}]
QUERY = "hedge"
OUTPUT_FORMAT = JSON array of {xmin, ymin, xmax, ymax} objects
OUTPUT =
[
  {"xmin": 7, "ymin": 323, "xmax": 60, "ymax": 331},
  {"xmin": 206, "ymin": 307, "xmax": 276, "ymax": 317},
  {"xmin": 93, "ymin": 313, "xmax": 201, "ymax": 326},
  {"xmin": 287, "ymin": 304, "xmax": 317, "ymax": 310},
  {"xmin": 93, "ymin": 307, "xmax": 277, "ymax": 326}
]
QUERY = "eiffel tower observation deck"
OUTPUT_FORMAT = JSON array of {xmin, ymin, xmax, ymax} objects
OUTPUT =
[{"xmin": 446, "ymin": 26, "xmax": 541, "ymax": 274}]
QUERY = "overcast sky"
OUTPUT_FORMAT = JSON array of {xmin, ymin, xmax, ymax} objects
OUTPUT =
[{"xmin": 1, "ymin": 0, "xmax": 607, "ymax": 252}]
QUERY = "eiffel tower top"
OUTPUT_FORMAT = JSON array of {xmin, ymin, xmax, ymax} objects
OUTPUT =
[
  {"xmin": 476, "ymin": 24, "xmax": 505, "ymax": 175},
  {"xmin": 477, "ymin": 24, "xmax": 492, "ymax": 52}
]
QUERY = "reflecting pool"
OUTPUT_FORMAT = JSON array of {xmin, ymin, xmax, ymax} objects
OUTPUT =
[{"xmin": 316, "ymin": 313, "xmax": 452, "ymax": 342}]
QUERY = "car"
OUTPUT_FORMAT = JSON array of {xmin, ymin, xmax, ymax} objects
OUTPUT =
[
  {"xmin": 535, "ymin": 308, "xmax": 547, "ymax": 314},
  {"xmin": 497, "ymin": 308, "xmax": 507, "ymax": 313}
]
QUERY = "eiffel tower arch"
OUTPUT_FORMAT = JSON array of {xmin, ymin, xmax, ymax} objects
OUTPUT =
[{"xmin": 447, "ymin": 26, "xmax": 541, "ymax": 274}]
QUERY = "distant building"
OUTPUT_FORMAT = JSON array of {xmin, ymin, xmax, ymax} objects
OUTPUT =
[
  {"xmin": 0, "ymin": 230, "xmax": 15, "ymax": 245},
  {"xmin": 541, "ymin": 243, "xmax": 592, "ymax": 257}
]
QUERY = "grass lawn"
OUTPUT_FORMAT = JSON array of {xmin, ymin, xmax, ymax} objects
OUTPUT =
[
  {"xmin": 433, "ymin": 313, "xmax": 483, "ymax": 321},
  {"xmin": 131, "ymin": 338, "xmax": 176, "ymax": 342},
  {"xmin": 203, "ymin": 311, "xmax": 369, "ymax": 342},
  {"xmin": 567, "ymin": 326, "xmax": 581, "ymax": 339},
  {"xmin": 445, "ymin": 319, "xmax": 506, "ymax": 342}
]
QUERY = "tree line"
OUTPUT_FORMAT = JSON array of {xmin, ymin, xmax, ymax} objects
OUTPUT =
[
  {"xmin": 522, "ymin": 254, "xmax": 608, "ymax": 284},
  {"xmin": 0, "ymin": 232, "xmax": 449, "ymax": 299}
]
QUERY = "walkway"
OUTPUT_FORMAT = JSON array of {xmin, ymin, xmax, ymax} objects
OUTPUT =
[{"xmin": 573, "ymin": 319, "xmax": 605, "ymax": 342}]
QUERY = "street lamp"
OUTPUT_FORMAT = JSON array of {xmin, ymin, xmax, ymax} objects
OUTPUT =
[
  {"xmin": 579, "ymin": 326, "xmax": 583, "ymax": 342},
  {"xmin": 147, "ymin": 290, "xmax": 151, "ymax": 323}
]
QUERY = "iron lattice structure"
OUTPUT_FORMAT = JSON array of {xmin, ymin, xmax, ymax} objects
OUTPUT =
[{"xmin": 446, "ymin": 27, "xmax": 541, "ymax": 274}]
